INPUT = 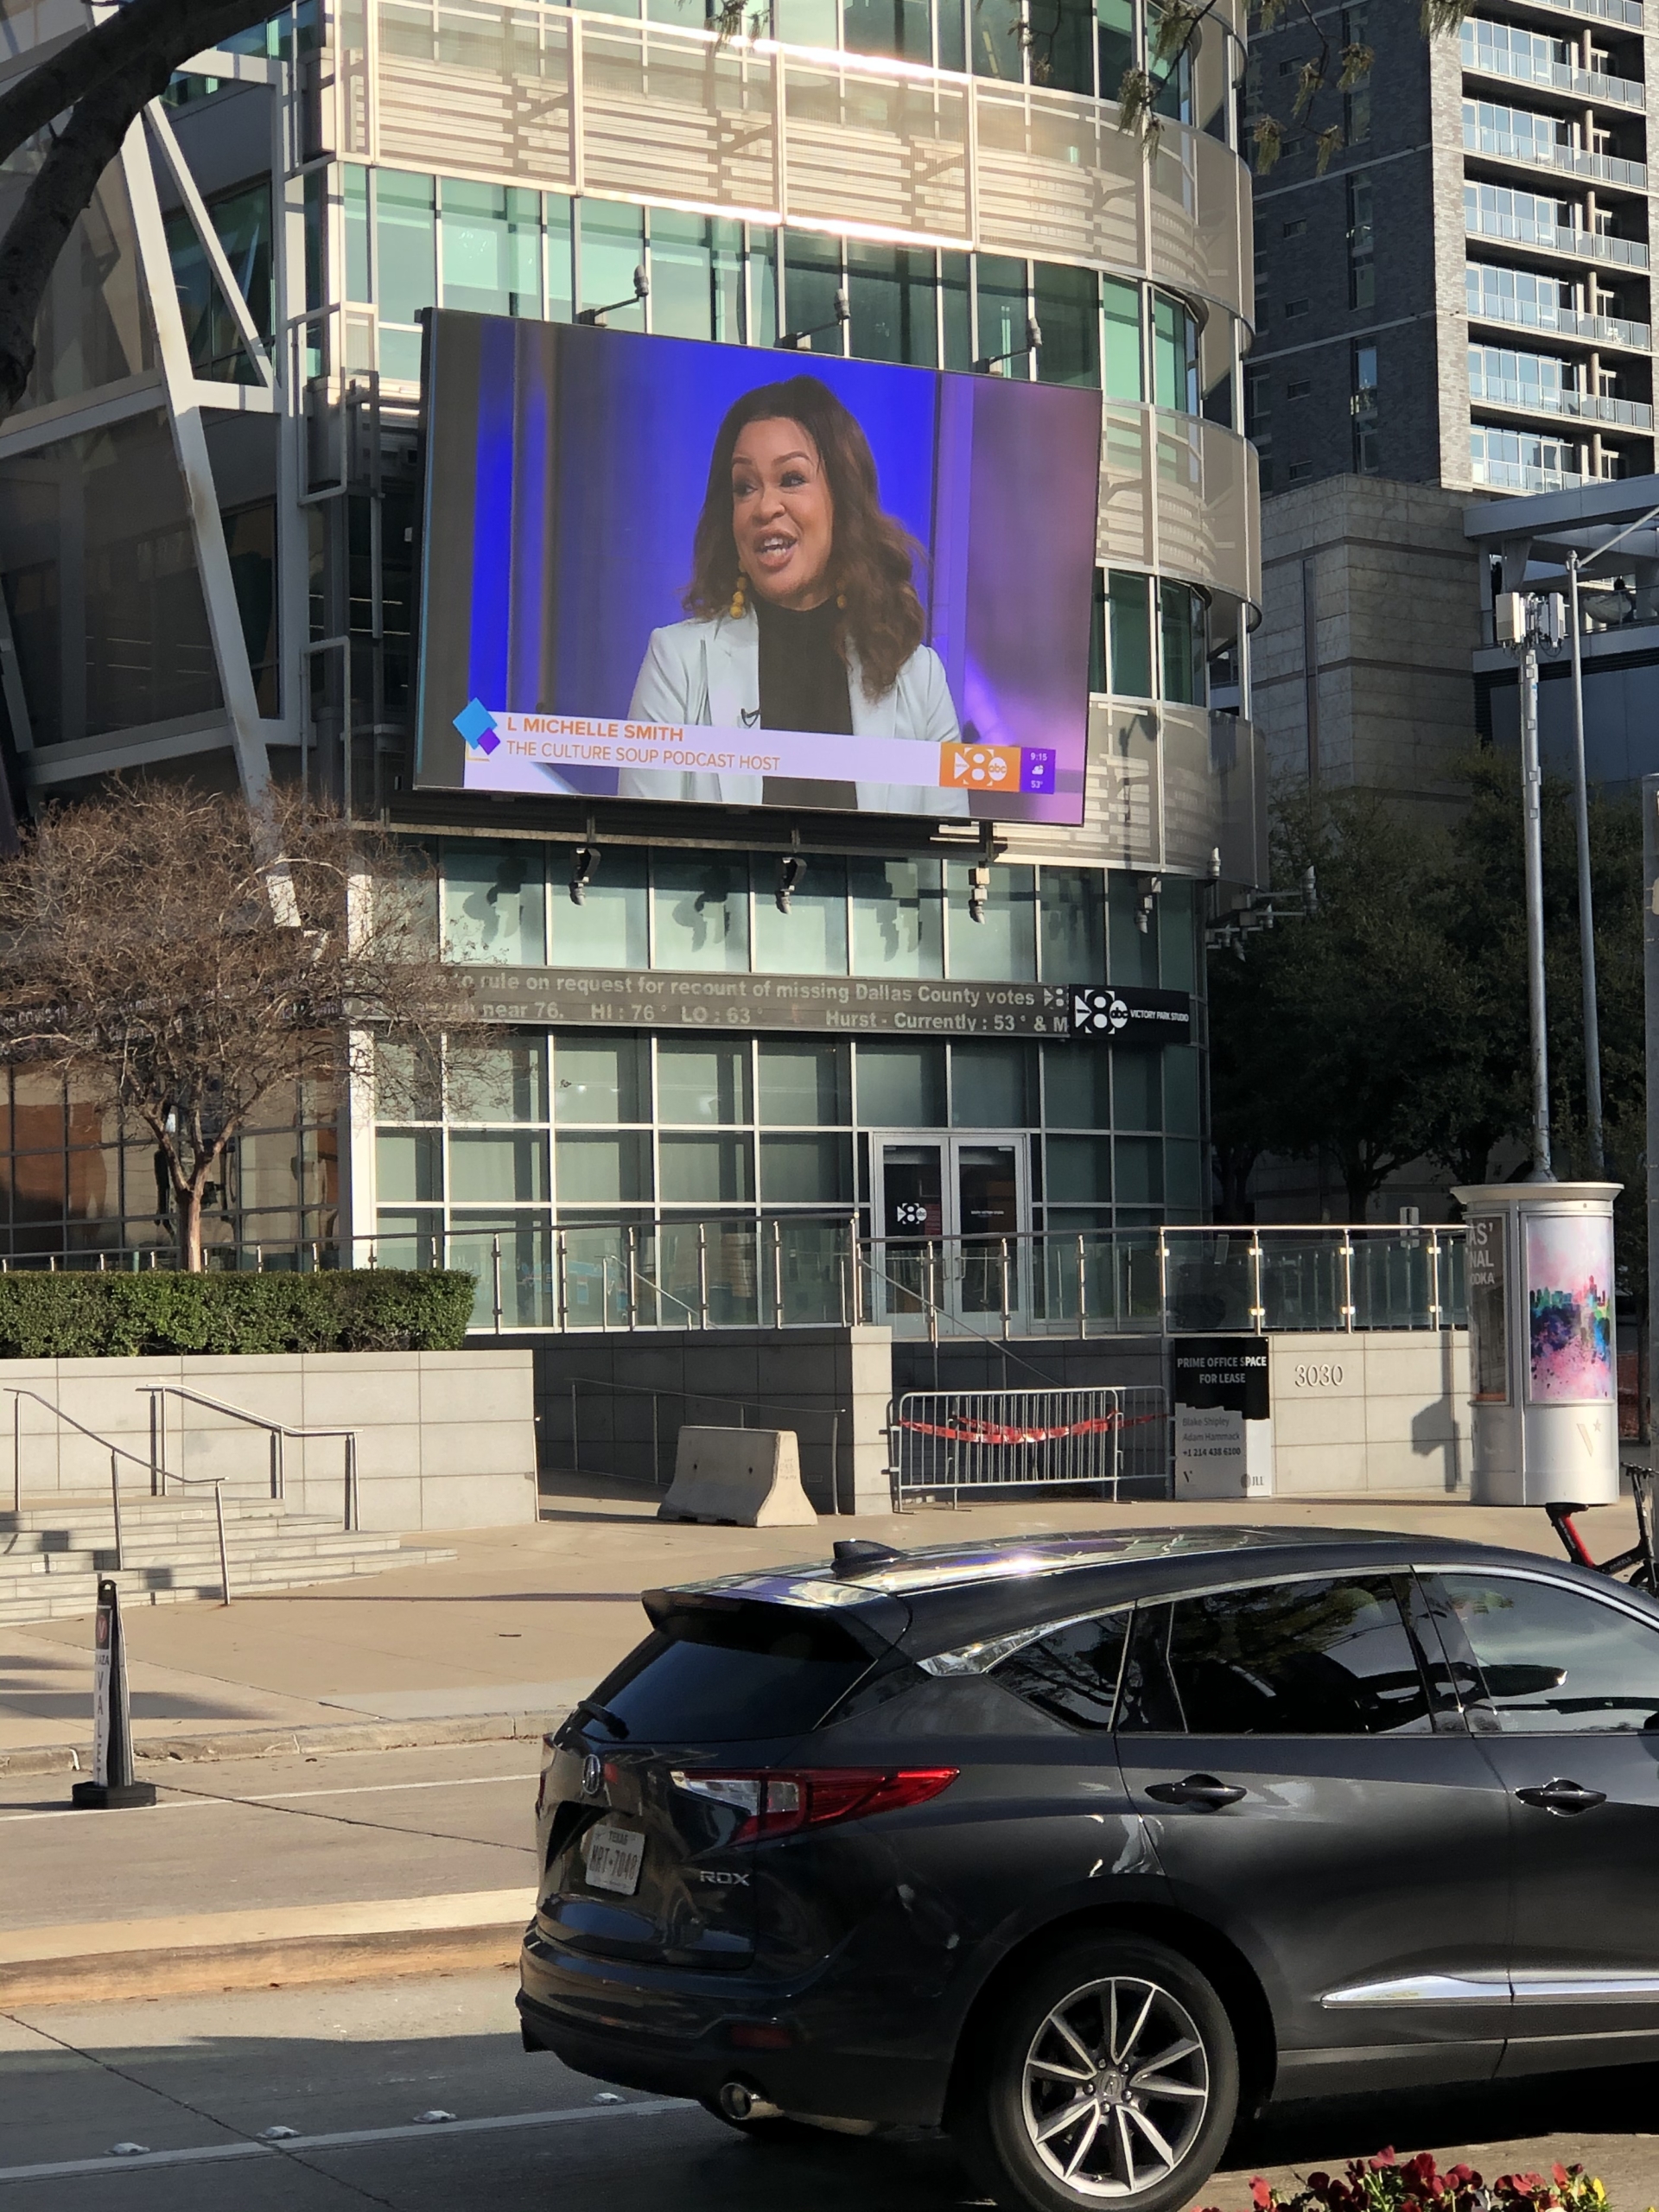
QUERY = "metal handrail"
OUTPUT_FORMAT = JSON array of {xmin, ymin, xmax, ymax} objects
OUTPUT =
[
  {"xmin": 5, "ymin": 1386, "xmax": 231, "ymax": 1601},
  {"xmin": 141, "ymin": 1385, "xmax": 359, "ymax": 1534}
]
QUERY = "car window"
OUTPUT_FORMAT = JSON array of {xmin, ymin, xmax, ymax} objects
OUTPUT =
[
  {"xmin": 1116, "ymin": 1575, "xmax": 1433, "ymax": 1736},
  {"xmin": 1435, "ymin": 1573, "xmax": 1659, "ymax": 1735},
  {"xmin": 990, "ymin": 1612, "xmax": 1130, "ymax": 1731},
  {"xmin": 590, "ymin": 1603, "xmax": 877, "ymax": 1742}
]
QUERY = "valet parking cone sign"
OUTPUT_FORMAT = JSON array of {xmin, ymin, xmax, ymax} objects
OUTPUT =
[{"xmin": 71, "ymin": 1579, "xmax": 156, "ymax": 1809}]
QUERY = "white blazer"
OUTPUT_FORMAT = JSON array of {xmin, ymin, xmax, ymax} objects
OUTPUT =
[{"xmin": 625, "ymin": 609, "xmax": 968, "ymax": 813}]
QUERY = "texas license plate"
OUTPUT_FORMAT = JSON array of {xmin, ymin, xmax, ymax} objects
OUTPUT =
[{"xmin": 583, "ymin": 1822, "xmax": 645, "ymax": 1897}]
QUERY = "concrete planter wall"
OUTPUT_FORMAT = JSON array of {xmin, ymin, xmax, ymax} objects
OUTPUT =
[
  {"xmin": 1268, "ymin": 1332, "xmax": 1471, "ymax": 1496},
  {"xmin": 517, "ymin": 1327, "xmax": 894, "ymax": 1514},
  {"xmin": 3, "ymin": 1351, "xmax": 538, "ymax": 1532}
]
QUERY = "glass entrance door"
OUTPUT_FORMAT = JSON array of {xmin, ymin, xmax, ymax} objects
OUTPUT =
[{"xmin": 871, "ymin": 1133, "xmax": 1029, "ymax": 1332}]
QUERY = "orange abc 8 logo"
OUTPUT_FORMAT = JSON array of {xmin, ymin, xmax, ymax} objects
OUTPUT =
[{"xmin": 944, "ymin": 743, "xmax": 1019, "ymax": 789}]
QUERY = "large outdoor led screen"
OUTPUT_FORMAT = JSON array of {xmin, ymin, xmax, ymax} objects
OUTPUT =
[{"xmin": 413, "ymin": 314, "xmax": 1101, "ymax": 823}]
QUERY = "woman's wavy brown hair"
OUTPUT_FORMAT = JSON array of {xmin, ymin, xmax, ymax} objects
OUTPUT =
[{"xmin": 683, "ymin": 375, "xmax": 926, "ymax": 700}]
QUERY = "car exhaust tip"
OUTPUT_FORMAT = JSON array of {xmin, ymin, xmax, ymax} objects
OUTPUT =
[{"xmin": 717, "ymin": 2080, "xmax": 783, "ymax": 2125}]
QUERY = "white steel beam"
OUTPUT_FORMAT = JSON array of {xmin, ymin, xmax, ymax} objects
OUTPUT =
[
  {"xmin": 143, "ymin": 99, "xmax": 276, "ymax": 390},
  {"xmin": 120, "ymin": 123, "xmax": 270, "ymax": 800}
]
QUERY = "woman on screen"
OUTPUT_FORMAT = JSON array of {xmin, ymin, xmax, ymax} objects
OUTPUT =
[{"xmin": 626, "ymin": 375, "xmax": 963, "ymax": 809}]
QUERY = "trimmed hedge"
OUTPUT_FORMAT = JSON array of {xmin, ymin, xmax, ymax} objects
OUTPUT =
[{"xmin": 0, "ymin": 1270, "xmax": 477, "ymax": 1358}]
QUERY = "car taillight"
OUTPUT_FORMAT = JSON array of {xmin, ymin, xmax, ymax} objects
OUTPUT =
[{"xmin": 672, "ymin": 1767, "xmax": 957, "ymax": 1843}]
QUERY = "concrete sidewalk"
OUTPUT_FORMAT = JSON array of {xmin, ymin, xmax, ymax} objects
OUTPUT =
[{"xmin": 2, "ymin": 1480, "xmax": 1637, "ymax": 1774}]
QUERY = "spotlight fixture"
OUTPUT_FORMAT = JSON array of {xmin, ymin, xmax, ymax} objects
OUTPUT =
[
  {"xmin": 1134, "ymin": 873, "xmax": 1162, "ymax": 935},
  {"xmin": 570, "ymin": 842, "xmax": 600, "ymax": 906},
  {"xmin": 776, "ymin": 853, "xmax": 807, "ymax": 914},
  {"xmin": 967, "ymin": 864, "xmax": 991, "ymax": 925}
]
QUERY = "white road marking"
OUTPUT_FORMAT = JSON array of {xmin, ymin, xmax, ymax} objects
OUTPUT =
[
  {"xmin": 0, "ymin": 2097, "xmax": 691, "ymax": 2183},
  {"xmin": 0, "ymin": 1774, "xmax": 538, "ymax": 1823}
]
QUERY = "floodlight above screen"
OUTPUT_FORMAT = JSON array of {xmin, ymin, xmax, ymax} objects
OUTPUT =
[{"xmin": 413, "ymin": 314, "xmax": 1101, "ymax": 823}]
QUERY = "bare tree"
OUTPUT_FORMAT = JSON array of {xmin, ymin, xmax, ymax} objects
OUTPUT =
[
  {"xmin": 0, "ymin": 0, "xmax": 280, "ymax": 423},
  {"xmin": 0, "ymin": 781, "xmax": 475, "ymax": 1270}
]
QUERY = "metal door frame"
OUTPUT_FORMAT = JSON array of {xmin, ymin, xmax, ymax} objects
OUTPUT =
[{"xmin": 867, "ymin": 1130, "xmax": 1032, "ymax": 1333}]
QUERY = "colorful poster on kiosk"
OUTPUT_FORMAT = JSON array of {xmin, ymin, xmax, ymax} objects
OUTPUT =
[{"xmin": 412, "ymin": 314, "xmax": 1101, "ymax": 823}]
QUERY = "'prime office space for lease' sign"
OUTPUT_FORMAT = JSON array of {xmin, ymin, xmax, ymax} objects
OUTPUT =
[{"xmin": 1171, "ymin": 1336, "xmax": 1272, "ymax": 1499}]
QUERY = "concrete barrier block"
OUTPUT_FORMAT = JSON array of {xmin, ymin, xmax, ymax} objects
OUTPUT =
[{"xmin": 658, "ymin": 1427, "xmax": 818, "ymax": 1527}]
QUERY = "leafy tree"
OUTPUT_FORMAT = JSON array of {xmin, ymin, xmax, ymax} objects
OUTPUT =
[
  {"xmin": 1211, "ymin": 766, "xmax": 1647, "ymax": 1257},
  {"xmin": 1209, "ymin": 788, "xmax": 1451, "ymax": 1219},
  {"xmin": 0, "ymin": 0, "xmax": 278, "ymax": 423},
  {"xmin": 0, "ymin": 782, "xmax": 476, "ymax": 1270}
]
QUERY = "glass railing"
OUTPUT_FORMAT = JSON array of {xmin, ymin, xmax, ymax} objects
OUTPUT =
[
  {"xmin": 0, "ymin": 1221, "xmax": 1474, "ymax": 1338},
  {"xmin": 1461, "ymin": 35, "xmax": 1644, "ymax": 109},
  {"xmin": 1465, "ymin": 285, "xmax": 1650, "ymax": 348}
]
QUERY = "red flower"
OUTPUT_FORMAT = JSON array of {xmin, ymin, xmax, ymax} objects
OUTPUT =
[{"xmin": 1250, "ymin": 2180, "xmax": 1275, "ymax": 2209}]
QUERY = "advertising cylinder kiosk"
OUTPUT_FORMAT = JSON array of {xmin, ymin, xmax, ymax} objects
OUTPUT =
[{"xmin": 1451, "ymin": 1180, "xmax": 1621, "ymax": 1506}]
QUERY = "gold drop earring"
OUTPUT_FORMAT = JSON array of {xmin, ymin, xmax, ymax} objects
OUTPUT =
[{"xmin": 729, "ymin": 575, "xmax": 747, "ymax": 619}]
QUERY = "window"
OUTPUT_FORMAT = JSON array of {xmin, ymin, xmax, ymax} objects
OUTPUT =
[
  {"xmin": 593, "ymin": 1600, "xmax": 874, "ymax": 1742},
  {"xmin": 1288, "ymin": 460, "xmax": 1314, "ymax": 482},
  {"xmin": 1097, "ymin": 0, "xmax": 1135, "ymax": 97},
  {"xmin": 1281, "ymin": 217, "xmax": 1306, "ymax": 238},
  {"xmin": 1351, "ymin": 340, "xmax": 1379, "ymax": 473},
  {"xmin": 1159, "ymin": 581, "xmax": 1206, "ymax": 704},
  {"xmin": 1342, "ymin": 2, "xmax": 1370, "ymax": 143},
  {"xmin": 651, "ymin": 210, "xmax": 745, "ymax": 344},
  {"xmin": 1346, "ymin": 172, "xmax": 1374, "ymax": 309},
  {"xmin": 1102, "ymin": 277, "xmax": 1143, "ymax": 401},
  {"xmin": 374, "ymin": 169, "xmax": 435, "ymax": 379},
  {"xmin": 1436, "ymin": 1573, "xmax": 1659, "ymax": 1733},
  {"xmin": 1152, "ymin": 291, "xmax": 1199, "ymax": 413},
  {"xmin": 1034, "ymin": 263, "xmax": 1100, "ymax": 388},
  {"xmin": 579, "ymin": 200, "xmax": 646, "ymax": 327},
  {"xmin": 1106, "ymin": 569, "xmax": 1154, "ymax": 696},
  {"xmin": 843, "ymin": 0, "xmax": 931, "ymax": 62},
  {"xmin": 976, "ymin": 254, "xmax": 1029, "ymax": 374},
  {"xmin": 441, "ymin": 180, "xmax": 541, "ymax": 318},
  {"xmin": 994, "ymin": 1611, "xmax": 1131, "ymax": 1730},
  {"xmin": 1245, "ymin": 365, "xmax": 1272, "ymax": 438},
  {"xmin": 1117, "ymin": 1577, "xmax": 1433, "ymax": 1735},
  {"xmin": 1287, "ymin": 378, "xmax": 1310, "ymax": 399},
  {"xmin": 846, "ymin": 240, "xmax": 939, "ymax": 366},
  {"xmin": 1285, "ymin": 297, "xmax": 1309, "ymax": 320},
  {"xmin": 442, "ymin": 844, "xmax": 546, "ymax": 965}
]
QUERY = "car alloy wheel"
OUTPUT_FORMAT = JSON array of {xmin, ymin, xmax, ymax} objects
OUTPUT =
[
  {"xmin": 1020, "ymin": 1974, "xmax": 1209, "ymax": 2198},
  {"xmin": 951, "ymin": 1935, "xmax": 1236, "ymax": 2212}
]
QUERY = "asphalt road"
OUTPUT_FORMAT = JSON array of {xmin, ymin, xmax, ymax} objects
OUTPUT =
[
  {"xmin": 0, "ymin": 1744, "xmax": 543, "ymax": 1936},
  {"xmin": 4, "ymin": 1971, "xmax": 1659, "ymax": 2211}
]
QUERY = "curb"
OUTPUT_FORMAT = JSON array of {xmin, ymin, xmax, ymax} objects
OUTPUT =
[
  {"xmin": 0, "ymin": 1708, "xmax": 572, "ymax": 1779},
  {"xmin": 0, "ymin": 1921, "xmax": 528, "ymax": 2007}
]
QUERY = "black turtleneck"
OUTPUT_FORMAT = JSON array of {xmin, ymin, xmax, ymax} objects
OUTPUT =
[{"xmin": 753, "ymin": 593, "xmax": 855, "ymax": 735}]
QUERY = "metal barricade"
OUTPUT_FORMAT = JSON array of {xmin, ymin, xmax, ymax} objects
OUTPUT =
[{"xmin": 885, "ymin": 1387, "xmax": 1170, "ymax": 1510}]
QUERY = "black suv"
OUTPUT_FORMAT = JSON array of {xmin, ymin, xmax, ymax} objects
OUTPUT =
[{"xmin": 518, "ymin": 1525, "xmax": 1659, "ymax": 2211}]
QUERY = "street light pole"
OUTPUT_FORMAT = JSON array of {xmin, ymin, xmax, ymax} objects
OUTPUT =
[
  {"xmin": 1518, "ymin": 600, "xmax": 1553, "ymax": 1181},
  {"xmin": 1566, "ymin": 554, "xmax": 1605, "ymax": 1173}
]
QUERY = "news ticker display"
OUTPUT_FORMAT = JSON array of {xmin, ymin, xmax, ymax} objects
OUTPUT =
[{"xmin": 458, "ymin": 968, "xmax": 1192, "ymax": 1042}]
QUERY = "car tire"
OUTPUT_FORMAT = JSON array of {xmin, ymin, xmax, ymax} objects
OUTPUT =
[{"xmin": 950, "ymin": 1935, "xmax": 1239, "ymax": 2212}]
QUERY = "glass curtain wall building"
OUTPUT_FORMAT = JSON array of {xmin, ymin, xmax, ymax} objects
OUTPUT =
[{"xmin": 0, "ymin": 0, "xmax": 1262, "ymax": 1312}]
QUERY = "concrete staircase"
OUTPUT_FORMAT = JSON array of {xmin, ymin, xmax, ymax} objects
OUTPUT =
[{"xmin": 0, "ymin": 1493, "xmax": 456, "ymax": 1625}]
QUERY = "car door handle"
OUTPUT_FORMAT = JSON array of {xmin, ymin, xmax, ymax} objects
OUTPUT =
[
  {"xmin": 1515, "ymin": 1778, "xmax": 1608, "ymax": 1816},
  {"xmin": 1144, "ymin": 1775, "xmax": 1248, "ymax": 1810}
]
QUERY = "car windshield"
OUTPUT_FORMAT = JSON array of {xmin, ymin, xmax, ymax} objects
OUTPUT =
[{"xmin": 587, "ymin": 1600, "xmax": 879, "ymax": 1742}]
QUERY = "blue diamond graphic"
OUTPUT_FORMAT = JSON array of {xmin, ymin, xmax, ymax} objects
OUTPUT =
[{"xmin": 454, "ymin": 697, "xmax": 498, "ymax": 750}]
